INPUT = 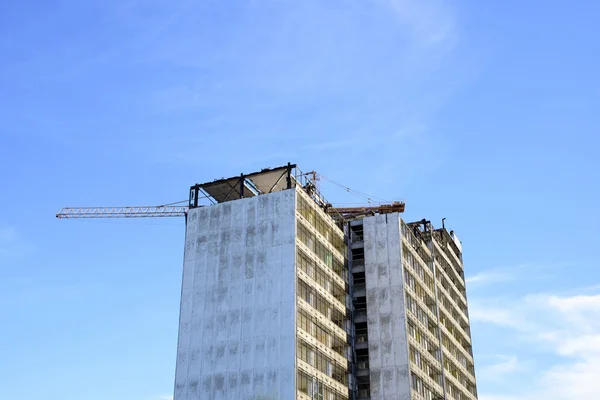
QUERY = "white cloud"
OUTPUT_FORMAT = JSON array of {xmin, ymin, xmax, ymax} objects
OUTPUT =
[
  {"xmin": 478, "ymin": 396, "xmax": 523, "ymax": 400},
  {"xmin": 547, "ymin": 293, "xmax": 600, "ymax": 314},
  {"xmin": 466, "ymin": 268, "xmax": 519, "ymax": 286},
  {"xmin": 539, "ymin": 358, "xmax": 600, "ymax": 399},
  {"xmin": 477, "ymin": 355, "xmax": 520, "ymax": 382},
  {"xmin": 469, "ymin": 304, "xmax": 523, "ymax": 329},
  {"xmin": 466, "ymin": 262, "xmax": 573, "ymax": 290},
  {"xmin": 472, "ymin": 290, "xmax": 600, "ymax": 399}
]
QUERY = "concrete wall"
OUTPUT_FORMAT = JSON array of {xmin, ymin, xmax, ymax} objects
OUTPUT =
[
  {"xmin": 363, "ymin": 213, "xmax": 411, "ymax": 400},
  {"xmin": 174, "ymin": 189, "xmax": 297, "ymax": 400}
]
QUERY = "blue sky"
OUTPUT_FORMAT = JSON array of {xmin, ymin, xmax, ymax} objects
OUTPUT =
[{"xmin": 1, "ymin": 1, "xmax": 598, "ymax": 399}]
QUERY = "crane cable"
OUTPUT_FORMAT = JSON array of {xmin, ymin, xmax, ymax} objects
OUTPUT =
[
  {"xmin": 317, "ymin": 174, "xmax": 391, "ymax": 205},
  {"xmin": 157, "ymin": 199, "xmax": 189, "ymax": 207}
]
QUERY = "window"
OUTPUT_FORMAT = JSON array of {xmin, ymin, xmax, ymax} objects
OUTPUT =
[
  {"xmin": 297, "ymin": 195, "xmax": 346, "ymax": 254},
  {"xmin": 297, "ymin": 370, "xmax": 347, "ymax": 400}
]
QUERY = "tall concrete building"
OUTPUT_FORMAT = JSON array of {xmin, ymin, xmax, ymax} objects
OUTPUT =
[
  {"xmin": 348, "ymin": 216, "xmax": 477, "ymax": 400},
  {"xmin": 173, "ymin": 164, "xmax": 477, "ymax": 400}
]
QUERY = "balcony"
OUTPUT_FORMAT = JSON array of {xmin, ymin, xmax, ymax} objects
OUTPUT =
[
  {"xmin": 351, "ymin": 259, "xmax": 365, "ymax": 273},
  {"xmin": 353, "ymin": 283, "xmax": 366, "ymax": 298},
  {"xmin": 355, "ymin": 330, "xmax": 369, "ymax": 349},
  {"xmin": 356, "ymin": 358, "xmax": 370, "ymax": 376},
  {"xmin": 350, "ymin": 231, "xmax": 364, "ymax": 243},
  {"xmin": 353, "ymin": 308, "xmax": 367, "ymax": 323}
]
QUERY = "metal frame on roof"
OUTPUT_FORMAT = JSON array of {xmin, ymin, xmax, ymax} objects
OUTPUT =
[{"xmin": 188, "ymin": 163, "xmax": 298, "ymax": 208}]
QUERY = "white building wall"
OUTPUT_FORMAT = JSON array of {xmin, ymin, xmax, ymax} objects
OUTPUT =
[
  {"xmin": 363, "ymin": 213, "xmax": 411, "ymax": 400},
  {"xmin": 174, "ymin": 189, "xmax": 297, "ymax": 400}
]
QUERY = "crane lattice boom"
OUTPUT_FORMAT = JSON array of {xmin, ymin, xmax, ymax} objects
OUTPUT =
[
  {"xmin": 56, "ymin": 202, "xmax": 404, "ymax": 220},
  {"xmin": 325, "ymin": 201, "xmax": 405, "ymax": 217},
  {"xmin": 56, "ymin": 206, "xmax": 188, "ymax": 219}
]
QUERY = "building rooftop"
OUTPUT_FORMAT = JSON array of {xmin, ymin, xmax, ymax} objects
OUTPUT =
[{"xmin": 188, "ymin": 163, "xmax": 330, "ymax": 210}]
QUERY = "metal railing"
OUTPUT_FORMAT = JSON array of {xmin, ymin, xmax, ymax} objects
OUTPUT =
[
  {"xmin": 350, "ymin": 232, "xmax": 364, "ymax": 243},
  {"xmin": 354, "ymin": 309, "xmax": 367, "ymax": 318}
]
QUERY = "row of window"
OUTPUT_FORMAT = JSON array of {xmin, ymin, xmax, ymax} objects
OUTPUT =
[
  {"xmin": 438, "ymin": 297, "xmax": 472, "ymax": 356},
  {"xmin": 409, "ymin": 345, "xmax": 444, "ymax": 388},
  {"xmin": 411, "ymin": 371, "xmax": 443, "ymax": 400},
  {"xmin": 437, "ymin": 271, "xmax": 469, "ymax": 323},
  {"xmin": 401, "ymin": 223, "xmax": 467, "ymax": 305},
  {"xmin": 406, "ymin": 293, "xmax": 433, "ymax": 330},
  {"xmin": 403, "ymin": 245, "xmax": 436, "ymax": 292},
  {"xmin": 297, "ymin": 247, "xmax": 346, "ymax": 304},
  {"xmin": 409, "ymin": 319, "xmax": 476, "ymax": 400},
  {"xmin": 405, "ymin": 267, "xmax": 436, "ymax": 315},
  {"xmin": 297, "ymin": 195, "xmax": 346, "ymax": 254},
  {"xmin": 438, "ymin": 324, "xmax": 475, "ymax": 392},
  {"xmin": 297, "ymin": 309, "xmax": 348, "ymax": 358},
  {"xmin": 404, "ymin": 242, "xmax": 470, "ymax": 344},
  {"xmin": 443, "ymin": 357, "xmax": 476, "ymax": 396},
  {"xmin": 435, "ymin": 254, "xmax": 467, "ymax": 300},
  {"xmin": 439, "ymin": 313, "xmax": 472, "ymax": 357},
  {"xmin": 407, "ymin": 297, "xmax": 475, "ymax": 399},
  {"xmin": 404, "ymin": 244, "xmax": 472, "ymax": 364},
  {"xmin": 438, "ymin": 287, "xmax": 469, "ymax": 333},
  {"xmin": 407, "ymin": 319, "xmax": 441, "ymax": 361},
  {"xmin": 401, "ymin": 222, "xmax": 419, "ymax": 247},
  {"xmin": 298, "ymin": 338, "xmax": 348, "ymax": 385},
  {"xmin": 298, "ymin": 278, "xmax": 346, "ymax": 329},
  {"xmin": 441, "ymin": 332, "xmax": 472, "ymax": 373},
  {"xmin": 297, "ymin": 221, "xmax": 346, "ymax": 280},
  {"xmin": 297, "ymin": 370, "xmax": 348, "ymax": 400},
  {"xmin": 415, "ymin": 246, "xmax": 433, "ymax": 268},
  {"xmin": 445, "ymin": 376, "xmax": 476, "ymax": 400},
  {"xmin": 435, "ymin": 244, "xmax": 465, "ymax": 290}
]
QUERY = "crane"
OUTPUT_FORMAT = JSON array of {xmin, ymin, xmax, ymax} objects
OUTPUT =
[
  {"xmin": 56, "ymin": 165, "xmax": 404, "ymax": 220},
  {"xmin": 56, "ymin": 205, "xmax": 188, "ymax": 219},
  {"xmin": 56, "ymin": 202, "xmax": 404, "ymax": 219}
]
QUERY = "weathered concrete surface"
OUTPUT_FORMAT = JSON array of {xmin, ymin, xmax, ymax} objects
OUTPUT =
[
  {"xmin": 363, "ymin": 213, "xmax": 411, "ymax": 400},
  {"xmin": 174, "ymin": 189, "xmax": 297, "ymax": 400}
]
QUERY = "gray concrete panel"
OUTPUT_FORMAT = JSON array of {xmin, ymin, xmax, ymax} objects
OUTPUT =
[
  {"xmin": 174, "ymin": 189, "xmax": 297, "ymax": 400},
  {"xmin": 363, "ymin": 214, "xmax": 411, "ymax": 400}
]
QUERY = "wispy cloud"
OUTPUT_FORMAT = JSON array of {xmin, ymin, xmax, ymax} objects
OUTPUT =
[
  {"xmin": 478, "ymin": 395, "xmax": 523, "ymax": 400},
  {"xmin": 466, "ymin": 261, "xmax": 573, "ymax": 291},
  {"xmin": 466, "ymin": 267, "xmax": 520, "ymax": 286},
  {"xmin": 125, "ymin": 0, "xmax": 465, "ymax": 187},
  {"xmin": 476, "ymin": 355, "xmax": 522, "ymax": 383},
  {"xmin": 472, "ymin": 288, "xmax": 600, "ymax": 399}
]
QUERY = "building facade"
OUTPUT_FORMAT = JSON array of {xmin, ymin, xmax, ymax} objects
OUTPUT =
[
  {"xmin": 349, "ymin": 216, "xmax": 477, "ymax": 400},
  {"xmin": 174, "ymin": 165, "xmax": 477, "ymax": 400}
]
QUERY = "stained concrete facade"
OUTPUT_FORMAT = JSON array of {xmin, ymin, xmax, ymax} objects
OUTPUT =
[
  {"xmin": 363, "ymin": 214, "xmax": 410, "ymax": 400},
  {"xmin": 350, "ymin": 215, "xmax": 478, "ymax": 400},
  {"xmin": 175, "ymin": 189, "xmax": 297, "ymax": 400}
]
